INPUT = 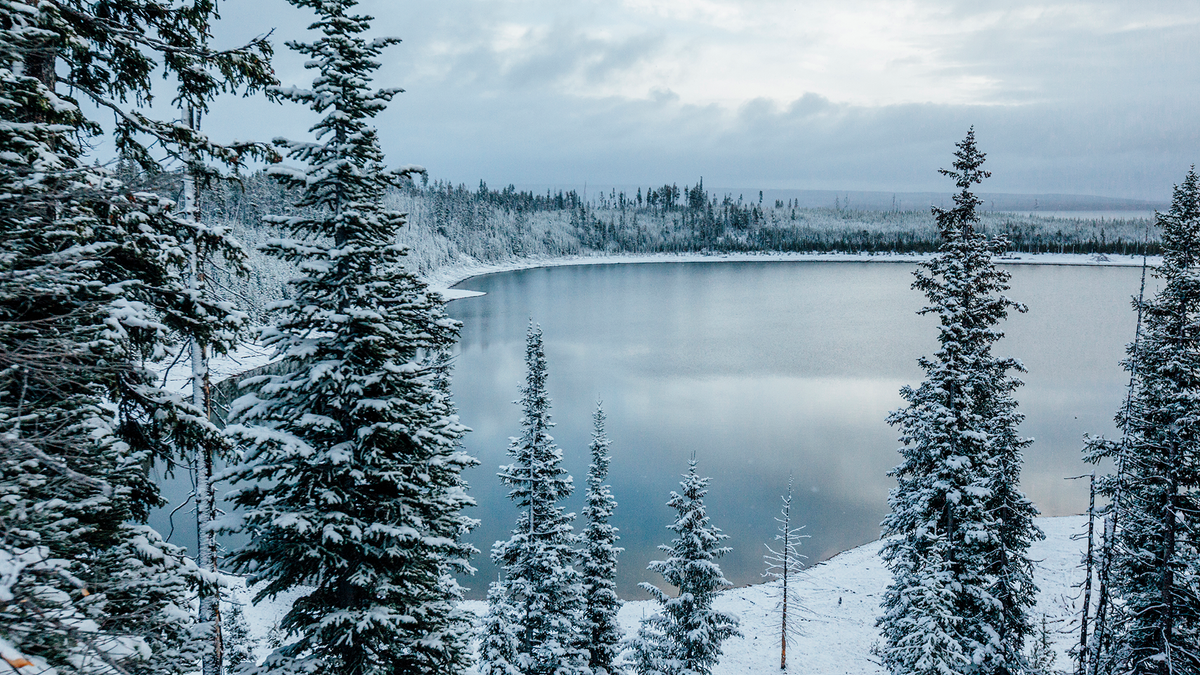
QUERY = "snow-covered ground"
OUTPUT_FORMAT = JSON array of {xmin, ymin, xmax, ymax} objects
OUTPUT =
[
  {"xmin": 157, "ymin": 341, "xmax": 279, "ymax": 396},
  {"xmin": 232, "ymin": 516, "xmax": 1089, "ymax": 675},
  {"xmin": 423, "ymin": 251, "xmax": 1160, "ymax": 300}
]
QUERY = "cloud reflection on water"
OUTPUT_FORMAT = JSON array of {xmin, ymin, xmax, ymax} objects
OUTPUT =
[{"xmin": 448, "ymin": 261, "xmax": 1145, "ymax": 598}]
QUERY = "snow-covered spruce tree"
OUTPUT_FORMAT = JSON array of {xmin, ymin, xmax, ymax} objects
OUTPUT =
[
  {"xmin": 626, "ymin": 457, "xmax": 740, "ymax": 675},
  {"xmin": 1083, "ymin": 168, "xmax": 1200, "ymax": 675},
  {"xmin": 764, "ymin": 475, "xmax": 807, "ymax": 671},
  {"xmin": 877, "ymin": 128, "xmax": 1042, "ymax": 675},
  {"xmin": 218, "ymin": 2, "xmax": 476, "ymax": 674},
  {"xmin": 479, "ymin": 583, "xmax": 524, "ymax": 675},
  {"xmin": 0, "ymin": 3, "xmax": 271, "ymax": 674},
  {"xmin": 582, "ymin": 402, "xmax": 623, "ymax": 675},
  {"xmin": 487, "ymin": 323, "xmax": 589, "ymax": 675},
  {"xmin": 221, "ymin": 597, "xmax": 257, "ymax": 673}
]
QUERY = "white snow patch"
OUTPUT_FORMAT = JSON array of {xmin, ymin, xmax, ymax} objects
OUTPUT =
[
  {"xmin": 157, "ymin": 341, "xmax": 280, "ymax": 394},
  {"xmin": 232, "ymin": 516, "xmax": 1092, "ymax": 674},
  {"xmin": 438, "ymin": 288, "xmax": 486, "ymax": 301}
]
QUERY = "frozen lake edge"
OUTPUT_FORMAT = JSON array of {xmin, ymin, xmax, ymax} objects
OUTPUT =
[{"xmin": 424, "ymin": 251, "xmax": 1161, "ymax": 300}]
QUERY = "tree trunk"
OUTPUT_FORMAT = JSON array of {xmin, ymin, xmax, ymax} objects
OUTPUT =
[
  {"xmin": 1157, "ymin": 459, "xmax": 1177, "ymax": 672},
  {"xmin": 1078, "ymin": 473, "xmax": 1095, "ymax": 675},
  {"xmin": 185, "ymin": 104, "xmax": 223, "ymax": 675},
  {"xmin": 23, "ymin": 49, "xmax": 55, "ymax": 91}
]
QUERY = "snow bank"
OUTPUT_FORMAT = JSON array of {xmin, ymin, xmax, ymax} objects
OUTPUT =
[{"xmin": 232, "ymin": 516, "xmax": 1090, "ymax": 674}]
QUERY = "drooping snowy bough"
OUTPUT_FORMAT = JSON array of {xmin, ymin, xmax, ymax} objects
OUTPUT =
[{"xmin": 0, "ymin": 2, "xmax": 271, "ymax": 674}]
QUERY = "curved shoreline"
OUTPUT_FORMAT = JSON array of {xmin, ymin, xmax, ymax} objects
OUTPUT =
[{"xmin": 424, "ymin": 250, "xmax": 1159, "ymax": 300}]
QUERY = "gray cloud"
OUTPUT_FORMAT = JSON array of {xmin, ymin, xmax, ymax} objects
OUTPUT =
[{"xmin": 201, "ymin": 0, "xmax": 1200, "ymax": 201}]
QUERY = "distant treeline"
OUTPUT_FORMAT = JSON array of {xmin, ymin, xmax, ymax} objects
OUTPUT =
[{"xmin": 197, "ymin": 174, "xmax": 1161, "ymax": 319}]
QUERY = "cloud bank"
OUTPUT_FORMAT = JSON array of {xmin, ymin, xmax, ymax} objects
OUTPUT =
[{"xmin": 207, "ymin": 0, "xmax": 1200, "ymax": 201}]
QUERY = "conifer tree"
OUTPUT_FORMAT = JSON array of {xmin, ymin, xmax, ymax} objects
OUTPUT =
[
  {"xmin": 218, "ymin": 2, "xmax": 476, "ymax": 673},
  {"xmin": 479, "ymin": 583, "xmax": 524, "ymax": 675},
  {"xmin": 877, "ymin": 128, "xmax": 1042, "ymax": 675},
  {"xmin": 1084, "ymin": 168, "xmax": 1200, "ymax": 675},
  {"xmin": 221, "ymin": 597, "xmax": 257, "ymax": 673},
  {"xmin": 0, "ymin": 2, "xmax": 271, "ymax": 673},
  {"xmin": 582, "ymin": 402, "xmax": 623, "ymax": 675},
  {"xmin": 626, "ymin": 457, "xmax": 739, "ymax": 675},
  {"xmin": 487, "ymin": 323, "xmax": 589, "ymax": 675}
]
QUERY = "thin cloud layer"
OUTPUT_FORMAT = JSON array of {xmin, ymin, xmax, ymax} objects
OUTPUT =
[{"xmin": 208, "ymin": 0, "xmax": 1200, "ymax": 200}]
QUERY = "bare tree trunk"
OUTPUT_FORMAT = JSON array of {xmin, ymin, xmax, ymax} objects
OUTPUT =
[
  {"xmin": 1091, "ymin": 516, "xmax": 1115, "ymax": 675},
  {"xmin": 1158, "ymin": 460, "xmax": 1177, "ymax": 672},
  {"xmin": 1092, "ymin": 250, "xmax": 1149, "ymax": 675},
  {"xmin": 184, "ymin": 104, "xmax": 223, "ymax": 675},
  {"xmin": 781, "ymin": 511, "xmax": 788, "ymax": 672},
  {"xmin": 1079, "ymin": 473, "xmax": 1096, "ymax": 675}
]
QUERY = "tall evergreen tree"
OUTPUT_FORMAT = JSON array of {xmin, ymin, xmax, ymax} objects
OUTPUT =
[
  {"xmin": 1084, "ymin": 168, "xmax": 1200, "ymax": 675},
  {"xmin": 877, "ymin": 128, "xmax": 1042, "ymax": 675},
  {"xmin": 0, "ymin": 2, "xmax": 271, "ymax": 673},
  {"xmin": 582, "ymin": 402, "xmax": 623, "ymax": 675},
  {"xmin": 218, "ymin": 2, "xmax": 476, "ymax": 674},
  {"xmin": 486, "ymin": 323, "xmax": 588, "ymax": 675},
  {"xmin": 626, "ymin": 457, "xmax": 739, "ymax": 675}
]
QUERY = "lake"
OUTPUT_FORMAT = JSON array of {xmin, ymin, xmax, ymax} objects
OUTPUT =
[{"xmin": 447, "ymin": 259, "xmax": 1150, "ymax": 599}]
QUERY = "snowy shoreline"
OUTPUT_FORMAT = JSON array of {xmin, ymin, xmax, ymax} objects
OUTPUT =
[
  {"xmin": 234, "ymin": 516, "xmax": 1088, "ymax": 674},
  {"xmin": 192, "ymin": 250, "xmax": 1154, "ymax": 373},
  {"xmin": 424, "ymin": 251, "xmax": 1160, "ymax": 300}
]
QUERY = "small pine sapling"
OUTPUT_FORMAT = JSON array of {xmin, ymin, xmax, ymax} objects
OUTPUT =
[
  {"xmin": 479, "ymin": 583, "xmax": 523, "ymax": 675},
  {"xmin": 221, "ymin": 598, "xmax": 256, "ymax": 672},
  {"xmin": 625, "ymin": 457, "xmax": 740, "ymax": 675},
  {"xmin": 1025, "ymin": 614, "xmax": 1059, "ymax": 675}
]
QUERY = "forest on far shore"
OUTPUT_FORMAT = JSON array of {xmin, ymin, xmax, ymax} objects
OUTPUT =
[{"xmin": 166, "ymin": 170, "xmax": 1163, "ymax": 319}]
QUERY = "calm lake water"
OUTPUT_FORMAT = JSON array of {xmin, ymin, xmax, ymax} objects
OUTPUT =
[{"xmin": 448, "ymin": 260, "xmax": 1151, "ymax": 600}]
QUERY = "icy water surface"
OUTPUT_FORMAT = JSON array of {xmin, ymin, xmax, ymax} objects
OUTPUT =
[{"xmin": 448, "ymin": 260, "xmax": 1150, "ymax": 599}]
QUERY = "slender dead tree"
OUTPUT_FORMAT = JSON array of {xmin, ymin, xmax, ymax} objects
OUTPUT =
[{"xmin": 764, "ymin": 475, "xmax": 807, "ymax": 670}]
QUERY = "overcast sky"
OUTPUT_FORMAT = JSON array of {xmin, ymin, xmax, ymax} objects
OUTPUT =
[{"xmin": 203, "ymin": 0, "xmax": 1200, "ymax": 201}]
